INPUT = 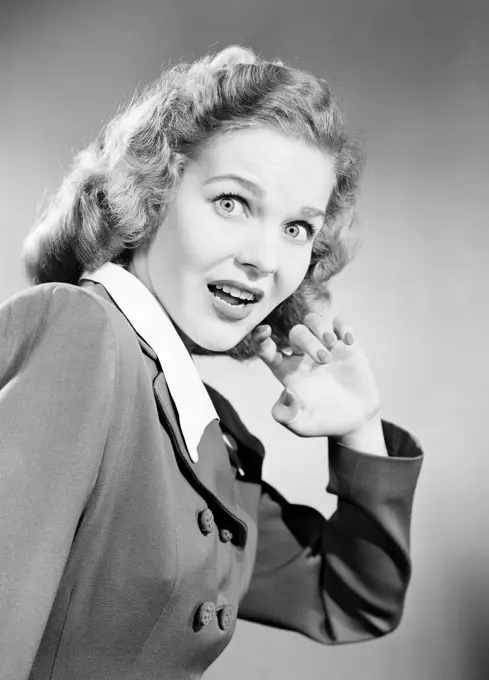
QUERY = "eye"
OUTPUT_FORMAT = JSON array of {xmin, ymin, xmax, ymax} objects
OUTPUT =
[
  {"xmin": 284, "ymin": 221, "xmax": 316, "ymax": 244},
  {"xmin": 213, "ymin": 193, "xmax": 248, "ymax": 217}
]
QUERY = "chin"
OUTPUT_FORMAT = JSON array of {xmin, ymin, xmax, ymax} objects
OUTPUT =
[
  {"xmin": 183, "ymin": 319, "xmax": 254, "ymax": 355},
  {"xmin": 188, "ymin": 328, "xmax": 258, "ymax": 361},
  {"xmin": 191, "ymin": 332, "xmax": 243, "ymax": 354}
]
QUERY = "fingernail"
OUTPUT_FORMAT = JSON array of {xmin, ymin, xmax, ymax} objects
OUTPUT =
[
  {"xmin": 253, "ymin": 326, "xmax": 268, "ymax": 342},
  {"xmin": 280, "ymin": 390, "xmax": 294, "ymax": 406},
  {"xmin": 322, "ymin": 332, "xmax": 336, "ymax": 348},
  {"xmin": 317, "ymin": 348, "xmax": 330, "ymax": 363},
  {"xmin": 345, "ymin": 332, "xmax": 354, "ymax": 345}
]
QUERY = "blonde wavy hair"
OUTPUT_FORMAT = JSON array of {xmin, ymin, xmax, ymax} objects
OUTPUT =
[{"xmin": 22, "ymin": 45, "xmax": 364, "ymax": 359}]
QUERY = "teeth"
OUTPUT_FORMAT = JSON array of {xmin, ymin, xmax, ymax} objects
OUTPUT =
[
  {"xmin": 215, "ymin": 284, "xmax": 256, "ymax": 301},
  {"xmin": 233, "ymin": 287, "xmax": 250, "ymax": 300},
  {"xmin": 218, "ymin": 284, "xmax": 232, "ymax": 294}
]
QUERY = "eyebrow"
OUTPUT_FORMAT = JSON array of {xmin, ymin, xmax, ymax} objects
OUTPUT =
[
  {"xmin": 204, "ymin": 174, "xmax": 326, "ymax": 220},
  {"xmin": 204, "ymin": 174, "xmax": 266, "ymax": 198}
]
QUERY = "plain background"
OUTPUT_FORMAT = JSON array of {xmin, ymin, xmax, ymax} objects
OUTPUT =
[{"xmin": 1, "ymin": 1, "xmax": 487, "ymax": 678}]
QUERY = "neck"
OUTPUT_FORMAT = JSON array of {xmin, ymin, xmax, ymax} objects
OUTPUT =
[{"xmin": 127, "ymin": 255, "xmax": 197, "ymax": 354}]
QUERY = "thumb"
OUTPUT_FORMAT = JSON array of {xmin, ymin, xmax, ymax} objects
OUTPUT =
[{"xmin": 272, "ymin": 388, "xmax": 301, "ymax": 427}]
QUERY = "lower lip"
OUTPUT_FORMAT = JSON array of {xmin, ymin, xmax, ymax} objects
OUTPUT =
[{"xmin": 208, "ymin": 287, "xmax": 257, "ymax": 321}]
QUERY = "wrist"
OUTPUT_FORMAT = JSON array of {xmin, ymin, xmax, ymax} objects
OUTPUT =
[{"xmin": 335, "ymin": 415, "xmax": 388, "ymax": 457}]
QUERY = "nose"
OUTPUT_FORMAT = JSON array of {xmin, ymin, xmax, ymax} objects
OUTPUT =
[{"xmin": 235, "ymin": 224, "xmax": 279, "ymax": 276}]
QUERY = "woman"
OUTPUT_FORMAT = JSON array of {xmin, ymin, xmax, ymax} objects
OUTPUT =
[{"xmin": 0, "ymin": 46, "xmax": 423, "ymax": 679}]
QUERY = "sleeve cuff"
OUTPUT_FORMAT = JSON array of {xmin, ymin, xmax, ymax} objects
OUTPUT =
[{"xmin": 327, "ymin": 420, "xmax": 423, "ymax": 504}]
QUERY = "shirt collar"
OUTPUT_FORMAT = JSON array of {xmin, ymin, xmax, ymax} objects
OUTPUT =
[{"xmin": 79, "ymin": 262, "xmax": 219, "ymax": 463}]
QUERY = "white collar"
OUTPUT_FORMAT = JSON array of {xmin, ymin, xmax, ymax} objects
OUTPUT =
[{"xmin": 79, "ymin": 262, "xmax": 219, "ymax": 463}]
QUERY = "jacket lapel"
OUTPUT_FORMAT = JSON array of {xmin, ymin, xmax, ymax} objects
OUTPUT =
[
  {"xmin": 152, "ymin": 373, "xmax": 248, "ymax": 546},
  {"xmin": 81, "ymin": 280, "xmax": 249, "ymax": 546}
]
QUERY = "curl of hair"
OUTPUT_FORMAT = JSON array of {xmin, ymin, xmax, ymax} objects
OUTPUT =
[{"xmin": 22, "ymin": 45, "xmax": 364, "ymax": 360}]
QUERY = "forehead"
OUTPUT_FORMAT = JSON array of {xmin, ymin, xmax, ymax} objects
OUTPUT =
[{"xmin": 191, "ymin": 126, "xmax": 336, "ymax": 206}]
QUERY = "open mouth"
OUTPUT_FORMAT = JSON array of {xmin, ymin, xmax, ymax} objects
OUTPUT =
[{"xmin": 208, "ymin": 283, "xmax": 260, "ymax": 308}]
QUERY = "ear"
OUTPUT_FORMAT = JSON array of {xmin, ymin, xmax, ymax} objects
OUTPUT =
[{"xmin": 210, "ymin": 46, "xmax": 256, "ymax": 69}]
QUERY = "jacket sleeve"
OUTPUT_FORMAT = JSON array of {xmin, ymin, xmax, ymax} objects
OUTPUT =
[
  {"xmin": 0, "ymin": 284, "xmax": 116, "ymax": 679},
  {"xmin": 236, "ymin": 418, "xmax": 423, "ymax": 644}
]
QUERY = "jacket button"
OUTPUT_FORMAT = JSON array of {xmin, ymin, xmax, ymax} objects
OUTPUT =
[
  {"xmin": 198, "ymin": 508, "xmax": 215, "ymax": 535},
  {"xmin": 219, "ymin": 528, "xmax": 233, "ymax": 543},
  {"xmin": 222, "ymin": 432, "xmax": 238, "ymax": 451},
  {"xmin": 193, "ymin": 601, "xmax": 216, "ymax": 631},
  {"xmin": 217, "ymin": 605, "xmax": 234, "ymax": 631}
]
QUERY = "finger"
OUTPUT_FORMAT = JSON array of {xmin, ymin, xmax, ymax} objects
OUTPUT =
[
  {"xmin": 322, "ymin": 332, "xmax": 337, "ymax": 351},
  {"xmin": 251, "ymin": 325, "xmax": 284, "ymax": 370},
  {"xmin": 302, "ymin": 312, "xmax": 337, "ymax": 351},
  {"xmin": 288, "ymin": 324, "xmax": 331, "ymax": 365},
  {"xmin": 252, "ymin": 324, "xmax": 271, "ymax": 344},
  {"xmin": 332, "ymin": 316, "xmax": 355, "ymax": 345},
  {"xmin": 271, "ymin": 387, "xmax": 301, "ymax": 427}
]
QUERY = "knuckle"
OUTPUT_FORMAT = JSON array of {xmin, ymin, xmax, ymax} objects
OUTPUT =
[
  {"xmin": 333, "ymin": 315, "xmax": 345, "ymax": 328},
  {"xmin": 303, "ymin": 311, "xmax": 321, "ymax": 326},
  {"xmin": 289, "ymin": 324, "xmax": 308, "ymax": 341},
  {"xmin": 333, "ymin": 316, "xmax": 354, "ymax": 336}
]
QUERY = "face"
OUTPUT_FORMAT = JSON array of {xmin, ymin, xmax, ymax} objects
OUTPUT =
[{"xmin": 131, "ymin": 126, "xmax": 336, "ymax": 351}]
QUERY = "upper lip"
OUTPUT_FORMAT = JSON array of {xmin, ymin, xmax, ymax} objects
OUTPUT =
[{"xmin": 208, "ymin": 280, "xmax": 265, "ymax": 302}]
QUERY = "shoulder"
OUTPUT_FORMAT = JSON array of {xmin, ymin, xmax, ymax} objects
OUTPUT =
[
  {"xmin": 0, "ymin": 283, "xmax": 141, "ymax": 372},
  {"xmin": 0, "ymin": 282, "xmax": 111, "ymax": 333}
]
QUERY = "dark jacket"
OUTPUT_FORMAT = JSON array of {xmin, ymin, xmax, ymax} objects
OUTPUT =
[{"xmin": 0, "ymin": 281, "xmax": 423, "ymax": 680}]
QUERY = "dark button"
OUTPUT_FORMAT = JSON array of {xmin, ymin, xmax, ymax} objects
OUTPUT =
[
  {"xmin": 217, "ymin": 605, "xmax": 234, "ymax": 631},
  {"xmin": 198, "ymin": 508, "xmax": 215, "ymax": 535},
  {"xmin": 219, "ymin": 528, "xmax": 233, "ymax": 543},
  {"xmin": 193, "ymin": 601, "xmax": 216, "ymax": 631}
]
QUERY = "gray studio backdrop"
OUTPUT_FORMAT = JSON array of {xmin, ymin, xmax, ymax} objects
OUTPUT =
[{"xmin": 1, "ymin": 1, "xmax": 487, "ymax": 679}]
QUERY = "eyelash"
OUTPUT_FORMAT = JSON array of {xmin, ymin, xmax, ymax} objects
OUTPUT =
[
  {"xmin": 211, "ymin": 192, "xmax": 317, "ymax": 239},
  {"xmin": 212, "ymin": 192, "xmax": 249, "ymax": 210}
]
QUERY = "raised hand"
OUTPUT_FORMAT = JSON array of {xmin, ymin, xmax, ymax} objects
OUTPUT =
[{"xmin": 251, "ymin": 313, "xmax": 386, "ymax": 451}]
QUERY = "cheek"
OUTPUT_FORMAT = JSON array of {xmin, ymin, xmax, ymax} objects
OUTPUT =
[
  {"xmin": 155, "ymin": 228, "xmax": 208, "ymax": 275},
  {"xmin": 277, "ymin": 250, "xmax": 311, "ymax": 299},
  {"xmin": 174, "ymin": 207, "xmax": 229, "ymax": 269},
  {"xmin": 183, "ymin": 237, "xmax": 219, "ymax": 268}
]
